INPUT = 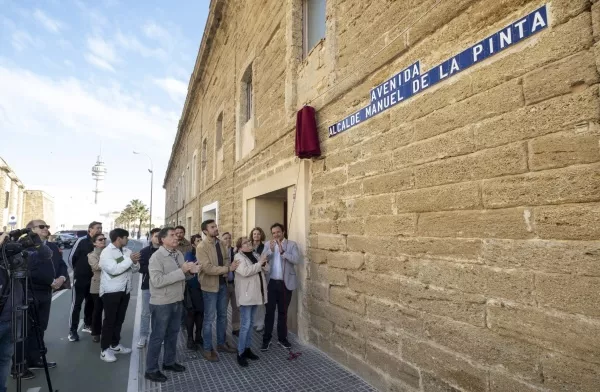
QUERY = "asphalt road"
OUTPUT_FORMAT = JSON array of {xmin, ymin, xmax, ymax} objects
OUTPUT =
[{"xmin": 7, "ymin": 240, "xmax": 145, "ymax": 392}]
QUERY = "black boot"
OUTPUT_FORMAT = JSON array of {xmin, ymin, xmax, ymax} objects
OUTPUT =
[
  {"xmin": 186, "ymin": 339, "xmax": 197, "ymax": 351},
  {"xmin": 244, "ymin": 348, "xmax": 259, "ymax": 360},
  {"xmin": 237, "ymin": 354, "xmax": 249, "ymax": 367}
]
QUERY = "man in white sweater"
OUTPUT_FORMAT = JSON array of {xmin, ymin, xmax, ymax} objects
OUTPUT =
[
  {"xmin": 99, "ymin": 228, "xmax": 141, "ymax": 362},
  {"xmin": 145, "ymin": 227, "xmax": 200, "ymax": 383}
]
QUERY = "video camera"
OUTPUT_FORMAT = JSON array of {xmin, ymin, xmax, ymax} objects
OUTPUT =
[{"xmin": 0, "ymin": 228, "xmax": 44, "ymax": 272}]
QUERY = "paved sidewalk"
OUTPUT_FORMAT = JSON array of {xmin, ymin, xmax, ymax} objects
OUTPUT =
[{"xmin": 138, "ymin": 326, "xmax": 376, "ymax": 392}]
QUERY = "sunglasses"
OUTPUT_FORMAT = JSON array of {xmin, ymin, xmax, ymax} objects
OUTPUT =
[
  {"xmin": 97, "ymin": 238, "xmax": 106, "ymax": 242},
  {"xmin": 37, "ymin": 225, "xmax": 50, "ymax": 229}
]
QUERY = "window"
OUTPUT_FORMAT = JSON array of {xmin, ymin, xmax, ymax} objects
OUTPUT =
[
  {"xmin": 215, "ymin": 113, "xmax": 224, "ymax": 179},
  {"xmin": 4, "ymin": 191, "xmax": 8, "ymax": 208},
  {"xmin": 201, "ymin": 139, "xmax": 208, "ymax": 187},
  {"xmin": 216, "ymin": 113, "xmax": 223, "ymax": 151},
  {"xmin": 192, "ymin": 152, "xmax": 197, "ymax": 195},
  {"xmin": 242, "ymin": 65, "xmax": 253, "ymax": 124},
  {"xmin": 181, "ymin": 172, "xmax": 186, "ymax": 205},
  {"xmin": 303, "ymin": 0, "xmax": 326, "ymax": 57}
]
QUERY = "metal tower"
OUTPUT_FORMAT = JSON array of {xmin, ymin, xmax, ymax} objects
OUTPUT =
[{"xmin": 92, "ymin": 151, "xmax": 107, "ymax": 205}]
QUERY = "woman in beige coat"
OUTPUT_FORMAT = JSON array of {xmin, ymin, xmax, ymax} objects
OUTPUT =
[
  {"xmin": 234, "ymin": 237, "xmax": 269, "ymax": 367},
  {"xmin": 87, "ymin": 233, "xmax": 106, "ymax": 342}
]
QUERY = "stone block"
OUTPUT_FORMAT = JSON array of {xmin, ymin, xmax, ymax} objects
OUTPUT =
[
  {"xmin": 362, "ymin": 124, "xmax": 414, "ymax": 158},
  {"xmin": 346, "ymin": 235, "xmax": 397, "ymax": 256},
  {"xmin": 414, "ymin": 142, "xmax": 528, "ymax": 188},
  {"xmin": 396, "ymin": 181, "xmax": 481, "ymax": 213},
  {"xmin": 347, "ymin": 152, "xmax": 393, "ymax": 180},
  {"xmin": 393, "ymin": 126, "xmax": 475, "ymax": 168},
  {"xmin": 412, "ymin": 79, "xmax": 524, "ymax": 141},
  {"xmin": 310, "ymin": 219, "xmax": 337, "ymax": 234},
  {"xmin": 314, "ymin": 329, "xmax": 349, "ymax": 366},
  {"xmin": 346, "ymin": 194, "xmax": 394, "ymax": 217},
  {"xmin": 542, "ymin": 353, "xmax": 600, "ymax": 392},
  {"xmin": 535, "ymin": 203, "xmax": 600, "ymax": 240},
  {"xmin": 307, "ymin": 280, "xmax": 329, "ymax": 301},
  {"xmin": 329, "ymin": 286, "xmax": 366, "ymax": 315},
  {"xmin": 536, "ymin": 274, "xmax": 600, "ymax": 318},
  {"xmin": 365, "ymin": 297, "xmax": 424, "ymax": 338},
  {"xmin": 365, "ymin": 343, "xmax": 420, "ymax": 388},
  {"xmin": 364, "ymin": 214, "xmax": 417, "ymax": 236},
  {"xmin": 402, "ymin": 339, "xmax": 488, "ymax": 392},
  {"xmin": 336, "ymin": 217, "xmax": 365, "ymax": 235},
  {"xmin": 421, "ymin": 372, "xmax": 463, "ymax": 392},
  {"xmin": 327, "ymin": 251, "xmax": 364, "ymax": 270},
  {"xmin": 326, "ymin": 145, "xmax": 362, "ymax": 169},
  {"xmin": 331, "ymin": 326, "xmax": 366, "ymax": 357},
  {"xmin": 364, "ymin": 254, "xmax": 418, "ymax": 277},
  {"xmin": 397, "ymin": 277, "xmax": 486, "ymax": 326},
  {"xmin": 593, "ymin": 1, "xmax": 600, "ymax": 42},
  {"xmin": 310, "ymin": 313, "xmax": 333, "ymax": 336},
  {"xmin": 529, "ymin": 130, "xmax": 600, "ymax": 171},
  {"xmin": 309, "ymin": 263, "xmax": 348, "ymax": 286},
  {"xmin": 424, "ymin": 316, "xmax": 544, "ymax": 382},
  {"xmin": 316, "ymin": 234, "xmax": 346, "ymax": 251},
  {"xmin": 417, "ymin": 207, "xmax": 535, "ymax": 239},
  {"xmin": 312, "ymin": 190, "xmax": 325, "ymax": 204},
  {"xmin": 489, "ymin": 371, "xmax": 548, "ymax": 392},
  {"xmin": 308, "ymin": 297, "xmax": 361, "ymax": 331},
  {"xmin": 346, "ymin": 354, "xmax": 389, "ymax": 392},
  {"xmin": 488, "ymin": 300, "xmax": 600, "ymax": 364},
  {"xmin": 396, "ymin": 237, "xmax": 482, "ymax": 263},
  {"xmin": 362, "ymin": 169, "xmax": 414, "ymax": 196},
  {"xmin": 523, "ymin": 51, "xmax": 599, "ymax": 105},
  {"xmin": 348, "ymin": 271, "xmax": 402, "ymax": 301},
  {"xmin": 482, "ymin": 239, "xmax": 600, "ymax": 276},
  {"xmin": 483, "ymin": 164, "xmax": 600, "ymax": 208},
  {"xmin": 308, "ymin": 248, "xmax": 328, "ymax": 264},
  {"xmin": 313, "ymin": 168, "xmax": 347, "ymax": 191},
  {"xmin": 325, "ymin": 181, "xmax": 363, "ymax": 200},
  {"xmin": 474, "ymin": 87, "xmax": 600, "ymax": 150}
]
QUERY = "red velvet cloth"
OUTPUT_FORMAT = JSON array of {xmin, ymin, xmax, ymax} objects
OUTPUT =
[{"xmin": 295, "ymin": 106, "xmax": 321, "ymax": 159}]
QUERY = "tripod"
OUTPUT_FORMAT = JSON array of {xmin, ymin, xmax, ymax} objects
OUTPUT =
[{"xmin": 10, "ymin": 269, "xmax": 57, "ymax": 392}]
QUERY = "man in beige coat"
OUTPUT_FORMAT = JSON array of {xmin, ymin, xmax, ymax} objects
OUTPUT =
[{"xmin": 197, "ymin": 219, "xmax": 239, "ymax": 362}]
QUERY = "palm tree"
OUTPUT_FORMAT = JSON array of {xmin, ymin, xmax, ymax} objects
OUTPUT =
[{"xmin": 127, "ymin": 199, "xmax": 149, "ymax": 238}]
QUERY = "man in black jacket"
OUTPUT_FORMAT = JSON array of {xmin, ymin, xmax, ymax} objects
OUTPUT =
[
  {"xmin": 137, "ymin": 227, "xmax": 161, "ymax": 348},
  {"xmin": 67, "ymin": 221, "xmax": 102, "ymax": 342}
]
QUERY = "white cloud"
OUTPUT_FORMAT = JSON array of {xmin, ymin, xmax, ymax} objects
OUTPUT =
[
  {"xmin": 115, "ymin": 31, "xmax": 167, "ymax": 60},
  {"xmin": 143, "ymin": 21, "xmax": 171, "ymax": 42},
  {"xmin": 153, "ymin": 77, "xmax": 187, "ymax": 102},
  {"xmin": 33, "ymin": 9, "xmax": 63, "ymax": 33},
  {"xmin": 0, "ymin": 66, "xmax": 177, "ymax": 142},
  {"xmin": 85, "ymin": 36, "xmax": 118, "ymax": 72},
  {"xmin": 85, "ymin": 53, "xmax": 115, "ymax": 72},
  {"xmin": 11, "ymin": 30, "xmax": 35, "ymax": 51}
]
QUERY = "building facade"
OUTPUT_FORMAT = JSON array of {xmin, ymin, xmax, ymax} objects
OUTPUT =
[{"xmin": 164, "ymin": 1, "xmax": 600, "ymax": 390}]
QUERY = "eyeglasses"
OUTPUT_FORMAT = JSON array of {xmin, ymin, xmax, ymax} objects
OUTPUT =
[
  {"xmin": 37, "ymin": 225, "xmax": 50, "ymax": 229},
  {"xmin": 97, "ymin": 238, "xmax": 106, "ymax": 242}
]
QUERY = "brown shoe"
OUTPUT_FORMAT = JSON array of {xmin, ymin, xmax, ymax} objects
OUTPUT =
[
  {"xmin": 202, "ymin": 350, "xmax": 219, "ymax": 362},
  {"xmin": 217, "ymin": 343, "xmax": 237, "ymax": 353}
]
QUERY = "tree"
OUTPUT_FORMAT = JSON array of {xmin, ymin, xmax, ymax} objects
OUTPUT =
[{"xmin": 126, "ymin": 199, "xmax": 149, "ymax": 238}]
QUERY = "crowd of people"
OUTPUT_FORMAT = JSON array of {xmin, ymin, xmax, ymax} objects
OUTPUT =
[{"xmin": 63, "ymin": 218, "xmax": 301, "ymax": 384}]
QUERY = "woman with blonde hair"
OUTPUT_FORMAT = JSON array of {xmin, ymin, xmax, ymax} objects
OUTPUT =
[
  {"xmin": 248, "ymin": 227, "xmax": 266, "ymax": 331},
  {"xmin": 233, "ymin": 237, "xmax": 269, "ymax": 367}
]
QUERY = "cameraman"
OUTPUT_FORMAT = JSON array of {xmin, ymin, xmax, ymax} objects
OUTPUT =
[{"xmin": 0, "ymin": 232, "xmax": 18, "ymax": 392}]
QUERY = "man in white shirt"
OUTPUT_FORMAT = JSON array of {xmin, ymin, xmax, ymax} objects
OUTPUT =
[
  {"xmin": 98, "ymin": 228, "xmax": 140, "ymax": 362},
  {"xmin": 260, "ymin": 223, "xmax": 301, "ymax": 351}
]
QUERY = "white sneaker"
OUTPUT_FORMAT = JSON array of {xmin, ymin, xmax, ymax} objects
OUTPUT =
[
  {"xmin": 101, "ymin": 349, "xmax": 117, "ymax": 362},
  {"xmin": 110, "ymin": 344, "xmax": 132, "ymax": 354},
  {"xmin": 137, "ymin": 337, "xmax": 147, "ymax": 348},
  {"xmin": 81, "ymin": 325, "xmax": 92, "ymax": 334},
  {"xmin": 255, "ymin": 325, "xmax": 264, "ymax": 332}
]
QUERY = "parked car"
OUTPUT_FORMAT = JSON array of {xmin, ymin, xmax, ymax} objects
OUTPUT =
[
  {"xmin": 50, "ymin": 233, "xmax": 78, "ymax": 249},
  {"xmin": 54, "ymin": 230, "xmax": 88, "ymax": 238}
]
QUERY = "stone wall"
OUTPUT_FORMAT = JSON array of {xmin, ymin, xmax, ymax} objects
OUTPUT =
[
  {"xmin": 22, "ymin": 191, "xmax": 55, "ymax": 229},
  {"xmin": 165, "ymin": 1, "xmax": 600, "ymax": 391}
]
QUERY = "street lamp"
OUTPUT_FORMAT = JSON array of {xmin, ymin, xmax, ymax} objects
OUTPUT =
[{"xmin": 133, "ymin": 151, "xmax": 153, "ymax": 234}]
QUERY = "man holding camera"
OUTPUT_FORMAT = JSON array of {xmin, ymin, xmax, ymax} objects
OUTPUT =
[{"xmin": 0, "ymin": 232, "xmax": 16, "ymax": 392}]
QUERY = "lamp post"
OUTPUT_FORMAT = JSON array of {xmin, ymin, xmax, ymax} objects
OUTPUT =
[{"xmin": 133, "ymin": 151, "xmax": 153, "ymax": 234}]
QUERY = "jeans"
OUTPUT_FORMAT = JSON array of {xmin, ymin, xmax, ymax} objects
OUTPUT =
[
  {"xmin": 263, "ymin": 280, "xmax": 292, "ymax": 343},
  {"xmin": 226, "ymin": 283, "xmax": 240, "ymax": 331},
  {"xmin": 140, "ymin": 289, "xmax": 151, "ymax": 338},
  {"xmin": 0, "ymin": 322, "xmax": 12, "ymax": 392},
  {"xmin": 237, "ymin": 305, "xmax": 257, "ymax": 355},
  {"xmin": 70, "ymin": 282, "xmax": 94, "ymax": 331},
  {"xmin": 100, "ymin": 292, "xmax": 129, "ymax": 351},
  {"xmin": 146, "ymin": 302, "xmax": 182, "ymax": 373},
  {"xmin": 91, "ymin": 293, "xmax": 104, "ymax": 336},
  {"xmin": 202, "ymin": 284, "xmax": 227, "ymax": 351}
]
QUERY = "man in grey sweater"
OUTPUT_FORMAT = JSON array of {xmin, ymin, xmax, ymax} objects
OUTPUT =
[{"xmin": 145, "ymin": 227, "xmax": 200, "ymax": 383}]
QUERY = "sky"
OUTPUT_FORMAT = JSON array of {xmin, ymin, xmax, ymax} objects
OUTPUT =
[{"xmin": 0, "ymin": 0, "xmax": 209, "ymax": 227}]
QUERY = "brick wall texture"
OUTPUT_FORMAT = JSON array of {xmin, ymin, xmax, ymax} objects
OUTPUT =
[{"xmin": 165, "ymin": 1, "xmax": 600, "ymax": 391}]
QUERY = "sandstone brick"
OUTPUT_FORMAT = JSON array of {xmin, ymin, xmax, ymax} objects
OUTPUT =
[
  {"xmin": 396, "ymin": 181, "xmax": 481, "ymax": 213},
  {"xmin": 313, "ymin": 168, "xmax": 347, "ymax": 191},
  {"xmin": 365, "ymin": 297, "xmax": 424, "ymax": 338},
  {"xmin": 308, "ymin": 297, "xmax": 361, "ymax": 331},
  {"xmin": 396, "ymin": 237, "xmax": 482, "ymax": 263},
  {"xmin": 362, "ymin": 124, "xmax": 414, "ymax": 158},
  {"xmin": 312, "ymin": 190, "xmax": 325, "ymax": 204},
  {"xmin": 310, "ymin": 219, "xmax": 337, "ymax": 234},
  {"xmin": 397, "ymin": 277, "xmax": 486, "ymax": 326},
  {"xmin": 482, "ymin": 239, "xmax": 600, "ymax": 276},
  {"xmin": 308, "ymin": 248, "xmax": 328, "ymax": 264},
  {"xmin": 523, "ymin": 51, "xmax": 599, "ymax": 105},
  {"xmin": 364, "ymin": 254, "xmax": 418, "ymax": 277},
  {"xmin": 354, "ymin": 318, "xmax": 403, "ymax": 348},
  {"xmin": 488, "ymin": 301, "xmax": 600, "ymax": 364},
  {"xmin": 336, "ymin": 218, "xmax": 365, "ymax": 235},
  {"xmin": 421, "ymin": 372, "xmax": 463, "ymax": 392},
  {"xmin": 424, "ymin": 316, "xmax": 544, "ymax": 382},
  {"xmin": 483, "ymin": 164, "xmax": 600, "ymax": 208},
  {"xmin": 313, "ymin": 328, "xmax": 349, "ymax": 366},
  {"xmin": 307, "ymin": 280, "xmax": 329, "ymax": 301},
  {"xmin": 536, "ymin": 274, "xmax": 600, "ymax": 318},
  {"xmin": 346, "ymin": 354, "xmax": 389, "ymax": 392},
  {"xmin": 414, "ymin": 142, "xmax": 528, "ymax": 188},
  {"xmin": 535, "ymin": 203, "xmax": 600, "ymax": 240},
  {"xmin": 347, "ymin": 152, "xmax": 393, "ymax": 180},
  {"xmin": 417, "ymin": 208, "xmax": 535, "ymax": 239},
  {"xmin": 542, "ymin": 353, "xmax": 600, "ymax": 392},
  {"xmin": 326, "ymin": 145, "xmax": 362, "ymax": 168},
  {"xmin": 417, "ymin": 260, "xmax": 535, "ymax": 305},
  {"xmin": 327, "ymin": 251, "xmax": 364, "ymax": 270},
  {"xmin": 393, "ymin": 126, "xmax": 475, "ymax": 168},
  {"xmin": 594, "ymin": 2, "xmax": 600, "ymax": 42},
  {"xmin": 325, "ymin": 181, "xmax": 362, "ymax": 200},
  {"xmin": 316, "ymin": 234, "xmax": 346, "ymax": 251},
  {"xmin": 365, "ymin": 343, "xmax": 420, "ymax": 388},
  {"xmin": 331, "ymin": 326, "xmax": 366, "ymax": 357},
  {"xmin": 474, "ymin": 87, "xmax": 600, "ymax": 150},
  {"xmin": 402, "ymin": 339, "xmax": 488, "ymax": 392},
  {"xmin": 310, "ymin": 313, "xmax": 333, "ymax": 336},
  {"xmin": 529, "ymin": 130, "xmax": 600, "ymax": 171},
  {"xmin": 489, "ymin": 371, "xmax": 549, "ymax": 392},
  {"xmin": 329, "ymin": 286, "xmax": 366, "ymax": 315},
  {"xmin": 346, "ymin": 194, "xmax": 394, "ymax": 217},
  {"xmin": 364, "ymin": 214, "xmax": 417, "ymax": 236},
  {"xmin": 348, "ymin": 271, "xmax": 402, "ymax": 301},
  {"xmin": 309, "ymin": 263, "xmax": 348, "ymax": 286},
  {"xmin": 362, "ymin": 169, "xmax": 413, "ymax": 196},
  {"xmin": 346, "ymin": 235, "xmax": 397, "ymax": 256},
  {"xmin": 413, "ymin": 79, "xmax": 524, "ymax": 141}
]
